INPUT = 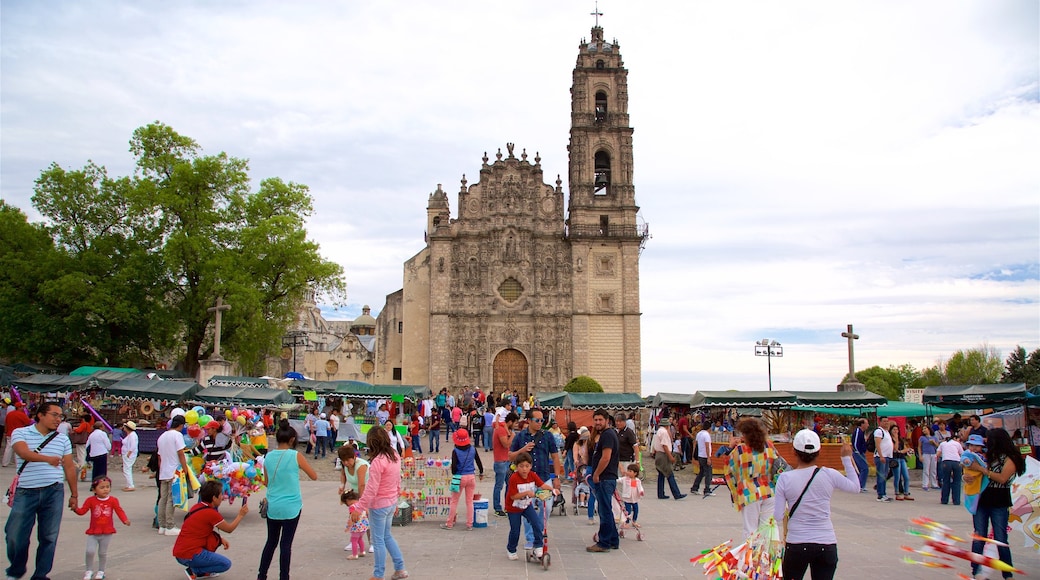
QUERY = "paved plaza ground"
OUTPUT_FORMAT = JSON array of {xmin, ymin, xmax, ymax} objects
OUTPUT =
[{"xmin": 3, "ymin": 453, "xmax": 1038, "ymax": 580}]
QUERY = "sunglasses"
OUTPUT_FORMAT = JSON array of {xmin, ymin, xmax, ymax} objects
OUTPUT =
[{"xmin": 531, "ymin": 418, "xmax": 544, "ymax": 423}]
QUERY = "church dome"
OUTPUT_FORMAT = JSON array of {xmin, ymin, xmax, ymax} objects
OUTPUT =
[{"xmin": 352, "ymin": 305, "xmax": 377, "ymax": 328}]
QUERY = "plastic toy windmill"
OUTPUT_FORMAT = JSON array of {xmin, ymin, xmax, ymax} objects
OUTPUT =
[
  {"xmin": 692, "ymin": 518, "xmax": 784, "ymax": 580},
  {"xmin": 902, "ymin": 517, "xmax": 1025, "ymax": 577}
]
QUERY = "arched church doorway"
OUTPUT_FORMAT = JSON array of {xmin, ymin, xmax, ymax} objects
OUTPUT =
[{"xmin": 493, "ymin": 348, "xmax": 528, "ymax": 401}]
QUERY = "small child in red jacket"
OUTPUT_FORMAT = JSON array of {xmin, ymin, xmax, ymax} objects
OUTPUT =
[{"xmin": 72, "ymin": 476, "xmax": 130, "ymax": 580}]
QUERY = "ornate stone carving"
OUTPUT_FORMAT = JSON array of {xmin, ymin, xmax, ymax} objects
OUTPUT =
[{"xmin": 595, "ymin": 254, "xmax": 615, "ymax": 277}]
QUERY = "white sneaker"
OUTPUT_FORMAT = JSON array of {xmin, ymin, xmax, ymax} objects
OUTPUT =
[
  {"xmin": 369, "ymin": 546, "xmax": 374, "ymax": 553},
  {"xmin": 158, "ymin": 527, "xmax": 167, "ymax": 535},
  {"xmin": 533, "ymin": 547, "xmax": 544, "ymax": 558},
  {"xmin": 84, "ymin": 572, "xmax": 95, "ymax": 580},
  {"xmin": 164, "ymin": 527, "xmax": 181, "ymax": 536},
  {"xmin": 344, "ymin": 545, "xmax": 351, "ymax": 551},
  {"xmin": 507, "ymin": 551, "xmax": 519, "ymax": 561},
  {"xmin": 94, "ymin": 572, "xmax": 105, "ymax": 580}
]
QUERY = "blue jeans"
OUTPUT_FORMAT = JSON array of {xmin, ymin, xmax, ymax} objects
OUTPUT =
[
  {"xmin": 624, "ymin": 501, "xmax": 639, "ymax": 522},
  {"xmin": 411, "ymin": 434, "xmax": 422, "ymax": 454},
  {"xmin": 176, "ymin": 549, "xmax": 231, "ymax": 576},
  {"xmin": 493, "ymin": 461, "xmax": 511, "ymax": 512},
  {"xmin": 428, "ymin": 429, "xmax": 440, "ymax": 453},
  {"xmin": 874, "ymin": 455, "xmax": 889, "ymax": 498},
  {"xmin": 5, "ymin": 482, "xmax": 64, "ymax": 580},
  {"xmin": 852, "ymin": 451, "xmax": 868, "ymax": 490},
  {"xmin": 893, "ymin": 458, "xmax": 909, "ymax": 495},
  {"xmin": 507, "ymin": 505, "xmax": 544, "ymax": 553},
  {"xmin": 563, "ymin": 450, "xmax": 575, "ymax": 478},
  {"xmin": 940, "ymin": 460, "xmax": 962, "ymax": 505},
  {"xmin": 369, "ymin": 504, "xmax": 406, "ymax": 579},
  {"xmin": 591, "ymin": 479, "xmax": 619, "ymax": 549},
  {"xmin": 314, "ymin": 435, "xmax": 327, "ymax": 458},
  {"xmin": 971, "ymin": 505, "xmax": 1013, "ymax": 578},
  {"xmin": 257, "ymin": 513, "xmax": 300, "ymax": 580},
  {"xmin": 523, "ymin": 497, "xmax": 547, "ymax": 547},
  {"xmin": 483, "ymin": 426, "xmax": 494, "ymax": 452}
]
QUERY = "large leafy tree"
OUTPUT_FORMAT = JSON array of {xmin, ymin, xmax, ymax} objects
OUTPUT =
[
  {"xmin": 918, "ymin": 346, "xmax": 1005, "ymax": 387},
  {"xmin": 1001, "ymin": 346, "xmax": 1040, "ymax": 386},
  {"xmin": 18, "ymin": 122, "xmax": 346, "ymax": 375}
]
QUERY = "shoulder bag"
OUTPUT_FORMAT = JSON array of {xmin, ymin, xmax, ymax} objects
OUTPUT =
[
  {"xmin": 259, "ymin": 450, "xmax": 290, "ymax": 518},
  {"xmin": 781, "ymin": 466, "xmax": 821, "ymax": 543},
  {"xmin": 6, "ymin": 431, "xmax": 60, "ymax": 507}
]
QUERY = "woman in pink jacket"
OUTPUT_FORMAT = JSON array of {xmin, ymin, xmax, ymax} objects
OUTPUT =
[{"xmin": 350, "ymin": 426, "xmax": 408, "ymax": 580}]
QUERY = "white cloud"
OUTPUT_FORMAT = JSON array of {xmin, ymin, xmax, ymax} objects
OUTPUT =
[{"xmin": 1, "ymin": 1, "xmax": 1036, "ymax": 394}]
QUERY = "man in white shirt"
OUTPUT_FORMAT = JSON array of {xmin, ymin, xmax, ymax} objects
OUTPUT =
[
  {"xmin": 157, "ymin": 415, "xmax": 190, "ymax": 536},
  {"xmin": 691, "ymin": 422, "xmax": 714, "ymax": 496},
  {"xmin": 121, "ymin": 421, "xmax": 139, "ymax": 491},
  {"xmin": 651, "ymin": 418, "xmax": 686, "ymax": 500},
  {"xmin": 873, "ymin": 417, "xmax": 894, "ymax": 502}
]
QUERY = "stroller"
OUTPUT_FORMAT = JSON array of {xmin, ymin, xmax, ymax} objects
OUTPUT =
[
  {"xmin": 526, "ymin": 490, "xmax": 556, "ymax": 570},
  {"xmin": 592, "ymin": 488, "xmax": 644, "ymax": 542}
]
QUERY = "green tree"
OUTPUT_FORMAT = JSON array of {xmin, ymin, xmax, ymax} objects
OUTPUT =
[
  {"xmin": 1001, "ymin": 346, "xmax": 1040, "ymax": 386},
  {"xmin": 20, "ymin": 122, "xmax": 346, "ymax": 375},
  {"xmin": 564, "ymin": 375, "xmax": 604, "ymax": 393},
  {"xmin": 853, "ymin": 366, "xmax": 902, "ymax": 401},
  {"xmin": 944, "ymin": 346, "xmax": 1003, "ymax": 385}
]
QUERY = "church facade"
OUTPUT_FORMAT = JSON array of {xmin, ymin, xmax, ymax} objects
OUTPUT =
[{"xmin": 376, "ymin": 24, "xmax": 647, "ymax": 398}]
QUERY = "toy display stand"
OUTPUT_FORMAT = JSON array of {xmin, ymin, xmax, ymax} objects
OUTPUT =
[{"xmin": 399, "ymin": 455, "xmax": 454, "ymax": 522}]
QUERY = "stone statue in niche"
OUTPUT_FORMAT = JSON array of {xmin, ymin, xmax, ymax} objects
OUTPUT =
[
  {"xmin": 576, "ymin": 257, "xmax": 583, "ymax": 272},
  {"xmin": 544, "ymin": 349, "xmax": 553, "ymax": 368},
  {"xmin": 467, "ymin": 346, "xmax": 476, "ymax": 368},
  {"xmin": 543, "ymin": 257, "xmax": 556, "ymax": 286},
  {"xmin": 466, "ymin": 258, "xmax": 480, "ymax": 288},
  {"xmin": 438, "ymin": 257, "xmax": 444, "ymax": 273},
  {"xmin": 504, "ymin": 236, "xmax": 517, "ymax": 261}
]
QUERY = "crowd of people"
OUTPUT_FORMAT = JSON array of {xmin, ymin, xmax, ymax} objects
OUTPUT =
[{"xmin": 1, "ymin": 393, "xmax": 1034, "ymax": 580}]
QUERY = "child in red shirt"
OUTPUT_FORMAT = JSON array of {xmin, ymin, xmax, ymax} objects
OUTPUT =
[
  {"xmin": 72, "ymin": 476, "xmax": 130, "ymax": 580},
  {"xmin": 505, "ymin": 452, "xmax": 554, "ymax": 561}
]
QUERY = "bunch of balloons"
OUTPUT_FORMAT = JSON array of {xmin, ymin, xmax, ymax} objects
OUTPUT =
[
  {"xmin": 224, "ymin": 407, "xmax": 258, "ymax": 426},
  {"xmin": 183, "ymin": 406, "xmax": 216, "ymax": 428},
  {"xmin": 201, "ymin": 457, "xmax": 266, "ymax": 504}
]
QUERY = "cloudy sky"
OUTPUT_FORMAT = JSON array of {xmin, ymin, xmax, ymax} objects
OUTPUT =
[{"xmin": 2, "ymin": 1, "xmax": 1037, "ymax": 394}]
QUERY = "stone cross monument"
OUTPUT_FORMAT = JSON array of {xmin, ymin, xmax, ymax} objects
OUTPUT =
[
  {"xmin": 198, "ymin": 296, "xmax": 233, "ymax": 387},
  {"xmin": 837, "ymin": 323, "xmax": 865, "ymax": 392},
  {"xmin": 207, "ymin": 296, "xmax": 231, "ymax": 360}
]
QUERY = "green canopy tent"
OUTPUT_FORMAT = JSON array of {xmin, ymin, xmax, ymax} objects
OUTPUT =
[
  {"xmin": 193, "ymin": 386, "xmax": 294, "ymax": 407},
  {"xmin": 287, "ymin": 379, "xmax": 339, "ymax": 394},
  {"xmin": 325, "ymin": 382, "xmax": 417, "ymax": 401},
  {"xmin": 788, "ymin": 390, "xmax": 888, "ymax": 408},
  {"xmin": 562, "ymin": 392, "xmax": 647, "ymax": 410},
  {"xmin": 922, "ymin": 384, "xmax": 1028, "ymax": 410},
  {"xmin": 69, "ymin": 366, "xmax": 143, "ymax": 377},
  {"xmin": 689, "ymin": 390, "xmax": 798, "ymax": 408},
  {"xmin": 208, "ymin": 376, "xmax": 276, "ymax": 388},
  {"xmin": 11, "ymin": 363, "xmax": 62, "ymax": 375},
  {"xmin": 105, "ymin": 377, "xmax": 202, "ymax": 402},
  {"xmin": 648, "ymin": 392, "xmax": 696, "ymax": 408},
  {"xmin": 13, "ymin": 372, "xmax": 122, "ymax": 394},
  {"xmin": 536, "ymin": 391, "xmax": 568, "ymax": 409}
]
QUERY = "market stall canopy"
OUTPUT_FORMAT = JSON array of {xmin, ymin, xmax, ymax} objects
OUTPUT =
[
  {"xmin": 105, "ymin": 377, "xmax": 201, "ymax": 401},
  {"xmin": 0, "ymin": 367, "xmax": 16, "ymax": 387},
  {"xmin": 289, "ymin": 379, "xmax": 339, "ymax": 393},
  {"xmin": 194, "ymin": 385, "xmax": 294, "ymax": 407},
  {"xmin": 788, "ymin": 391, "xmax": 888, "ymax": 408},
  {"xmin": 536, "ymin": 391, "xmax": 568, "ymax": 409},
  {"xmin": 69, "ymin": 366, "xmax": 143, "ymax": 377},
  {"xmin": 561, "ymin": 392, "xmax": 647, "ymax": 410},
  {"xmin": 649, "ymin": 392, "xmax": 696, "ymax": 407},
  {"xmin": 13, "ymin": 372, "xmax": 122, "ymax": 393},
  {"xmin": 208, "ymin": 375, "xmax": 276, "ymax": 388},
  {"xmin": 12, "ymin": 362, "xmax": 62, "ymax": 375},
  {"xmin": 389, "ymin": 385, "xmax": 431, "ymax": 400},
  {"xmin": 689, "ymin": 390, "xmax": 798, "ymax": 408},
  {"xmin": 922, "ymin": 383, "xmax": 1028, "ymax": 409},
  {"xmin": 326, "ymin": 381, "xmax": 417, "ymax": 400}
]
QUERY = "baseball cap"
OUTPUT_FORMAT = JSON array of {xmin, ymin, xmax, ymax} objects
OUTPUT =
[
  {"xmin": 966, "ymin": 434, "xmax": 985, "ymax": 446},
  {"xmin": 320, "ymin": 413, "xmax": 327, "ymax": 419},
  {"xmin": 578, "ymin": 426, "xmax": 590, "ymax": 439},
  {"xmin": 793, "ymin": 429, "xmax": 821, "ymax": 453}
]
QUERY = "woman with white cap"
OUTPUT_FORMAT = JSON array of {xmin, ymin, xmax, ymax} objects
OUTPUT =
[
  {"xmin": 773, "ymin": 429, "xmax": 859, "ymax": 580},
  {"xmin": 120, "ymin": 421, "xmax": 139, "ymax": 491}
]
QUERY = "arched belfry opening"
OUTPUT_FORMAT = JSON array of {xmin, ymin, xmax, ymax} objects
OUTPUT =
[
  {"xmin": 594, "ymin": 150, "xmax": 611, "ymax": 194},
  {"xmin": 595, "ymin": 91, "xmax": 608, "ymax": 123}
]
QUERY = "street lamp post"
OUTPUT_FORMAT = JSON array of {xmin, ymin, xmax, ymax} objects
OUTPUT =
[
  {"xmin": 282, "ymin": 331, "xmax": 308, "ymax": 373},
  {"xmin": 754, "ymin": 339, "xmax": 783, "ymax": 391}
]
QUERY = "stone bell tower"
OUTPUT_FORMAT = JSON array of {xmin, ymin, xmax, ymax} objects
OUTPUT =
[{"xmin": 566, "ymin": 23, "xmax": 647, "ymax": 393}]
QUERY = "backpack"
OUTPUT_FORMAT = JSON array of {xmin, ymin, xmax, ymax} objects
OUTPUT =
[
  {"xmin": 865, "ymin": 429, "xmax": 877, "ymax": 453},
  {"xmin": 471, "ymin": 413, "xmax": 483, "ymax": 431}
]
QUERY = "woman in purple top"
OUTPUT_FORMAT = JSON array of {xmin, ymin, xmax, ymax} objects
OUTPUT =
[{"xmin": 774, "ymin": 429, "xmax": 859, "ymax": 580}]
